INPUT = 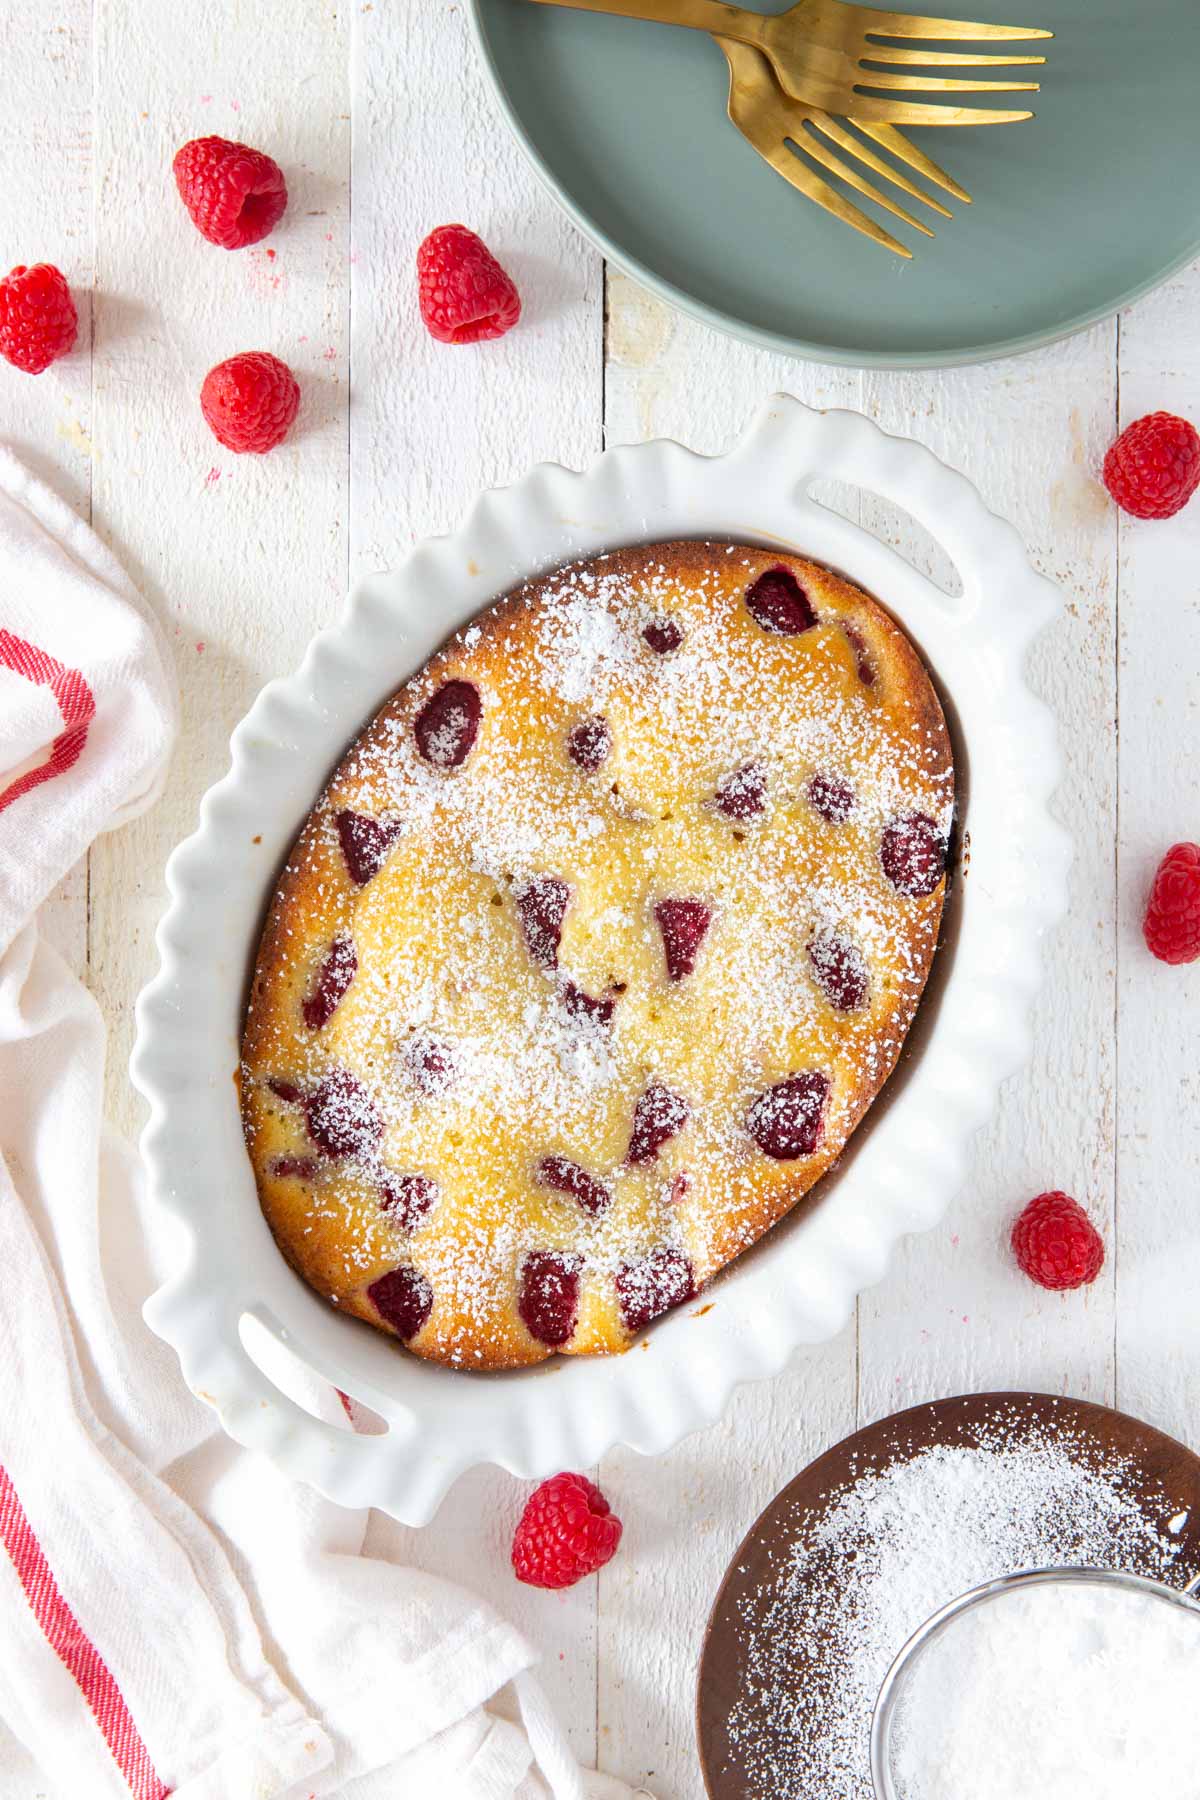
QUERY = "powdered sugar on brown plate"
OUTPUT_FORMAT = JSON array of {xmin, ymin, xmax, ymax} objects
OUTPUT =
[{"xmin": 724, "ymin": 1411, "xmax": 1189, "ymax": 1798}]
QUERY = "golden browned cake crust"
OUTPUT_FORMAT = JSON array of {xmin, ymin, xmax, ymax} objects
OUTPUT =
[{"xmin": 241, "ymin": 541, "xmax": 953, "ymax": 1369}]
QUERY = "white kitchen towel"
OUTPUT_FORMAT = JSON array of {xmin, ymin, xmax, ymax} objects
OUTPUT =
[{"xmin": 0, "ymin": 448, "xmax": 636, "ymax": 1800}]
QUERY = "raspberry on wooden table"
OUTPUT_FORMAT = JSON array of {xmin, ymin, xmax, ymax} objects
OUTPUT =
[
  {"xmin": 1011, "ymin": 1191, "xmax": 1105, "ymax": 1292},
  {"xmin": 416, "ymin": 224, "xmax": 521, "ymax": 345},
  {"xmin": 1102, "ymin": 411, "xmax": 1200, "ymax": 520},
  {"xmin": 172, "ymin": 136, "xmax": 288, "ymax": 249},
  {"xmin": 511, "ymin": 1472, "xmax": 622, "ymax": 1589},
  {"xmin": 1143, "ymin": 842, "xmax": 1200, "ymax": 965},
  {"xmin": 0, "ymin": 264, "xmax": 77, "ymax": 374},
  {"xmin": 200, "ymin": 352, "xmax": 299, "ymax": 454}
]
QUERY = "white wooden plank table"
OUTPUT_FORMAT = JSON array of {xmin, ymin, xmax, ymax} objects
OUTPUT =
[{"xmin": 4, "ymin": 3, "xmax": 1198, "ymax": 1793}]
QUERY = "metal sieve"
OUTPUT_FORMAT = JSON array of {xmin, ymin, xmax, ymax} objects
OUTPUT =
[{"xmin": 870, "ymin": 1564, "xmax": 1200, "ymax": 1800}]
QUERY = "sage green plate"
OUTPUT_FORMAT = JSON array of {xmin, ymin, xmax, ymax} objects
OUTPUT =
[{"xmin": 471, "ymin": 0, "xmax": 1200, "ymax": 367}]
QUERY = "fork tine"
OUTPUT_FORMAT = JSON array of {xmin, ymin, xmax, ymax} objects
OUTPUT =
[
  {"xmin": 859, "ymin": 71, "xmax": 1039, "ymax": 92},
  {"xmin": 839, "ymin": 95, "xmax": 1033, "ymax": 124},
  {"xmin": 852, "ymin": 8, "xmax": 1052, "ymax": 40},
  {"xmin": 719, "ymin": 38, "xmax": 914, "ymax": 257},
  {"xmin": 806, "ymin": 113, "xmax": 952, "ymax": 217},
  {"xmin": 853, "ymin": 120, "xmax": 972, "ymax": 203},
  {"xmin": 863, "ymin": 46, "xmax": 1045, "ymax": 66},
  {"xmin": 787, "ymin": 130, "xmax": 935, "ymax": 236},
  {"xmin": 751, "ymin": 135, "xmax": 914, "ymax": 257}
]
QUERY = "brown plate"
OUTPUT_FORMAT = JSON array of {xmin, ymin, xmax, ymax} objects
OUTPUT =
[{"xmin": 697, "ymin": 1392, "xmax": 1200, "ymax": 1799}]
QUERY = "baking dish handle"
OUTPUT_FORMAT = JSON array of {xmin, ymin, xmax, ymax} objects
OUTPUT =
[
  {"xmin": 145, "ymin": 1290, "xmax": 452, "ymax": 1526},
  {"xmin": 747, "ymin": 395, "xmax": 1058, "ymax": 633}
]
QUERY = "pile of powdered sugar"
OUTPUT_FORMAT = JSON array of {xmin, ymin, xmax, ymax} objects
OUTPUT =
[
  {"xmin": 726, "ymin": 1413, "xmax": 1191, "ymax": 1798},
  {"xmin": 889, "ymin": 1576, "xmax": 1200, "ymax": 1799}
]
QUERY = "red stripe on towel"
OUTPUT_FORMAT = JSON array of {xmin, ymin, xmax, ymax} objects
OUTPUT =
[
  {"xmin": 0, "ymin": 628, "xmax": 96, "ymax": 814},
  {"xmin": 0, "ymin": 1462, "xmax": 170, "ymax": 1798}
]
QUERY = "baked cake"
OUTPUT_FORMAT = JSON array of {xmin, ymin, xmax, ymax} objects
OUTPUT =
[{"xmin": 241, "ymin": 541, "xmax": 953, "ymax": 1369}]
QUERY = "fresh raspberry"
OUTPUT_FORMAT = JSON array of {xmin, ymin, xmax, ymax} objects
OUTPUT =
[
  {"xmin": 1143, "ymin": 841, "xmax": 1200, "ymax": 964},
  {"xmin": 0, "ymin": 264, "xmax": 77, "ymax": 374},
  {"xmin": 1102, "ymin": 412, "xmax": 1200, "ymax": 520},
  {"xmin": 417, "ymin": 224, "xmax": 520, "ymax": 345},
  {"xmin": 200, "ymin": 352, "xmax": 299, "ymax": 454},
  {"xmin": 1011, "ymin": 1191, "xmax": 1104, "ymax": 1291},
  {"xmin": 511, "ymin": 1472, "xmax": 622, "ymax": 1589},
  {"xmin": 172, "ymin": 136, "xmax": 287, "ymax": 250}
]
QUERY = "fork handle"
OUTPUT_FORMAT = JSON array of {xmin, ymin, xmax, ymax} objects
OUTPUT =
[{"xmin": 525, "ymin": 0, "xmax": 766, "ymax": 49}]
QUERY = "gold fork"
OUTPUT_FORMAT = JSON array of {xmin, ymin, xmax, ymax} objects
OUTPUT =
[
  {"xmin": 527, "ymin": 0, "xmax": 1050, "ymax": 127},
  {"xmin": 721, "ymin": 38, "xmax": 970, "ymax": 257}
]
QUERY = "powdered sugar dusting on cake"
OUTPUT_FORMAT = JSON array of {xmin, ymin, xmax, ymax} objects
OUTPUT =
[
  {"xmin": 538, "ymin": 577, "xmax": 640, "ymax": 705},
  {"xmin": 242, "ymin": 542, "xmax": 954, "ymax": 1366}
]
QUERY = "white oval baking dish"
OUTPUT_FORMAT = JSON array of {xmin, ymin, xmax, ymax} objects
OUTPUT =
[{"xmin": 132, "ymin": 395, "xmax": 1070, "ymax": 1525}]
